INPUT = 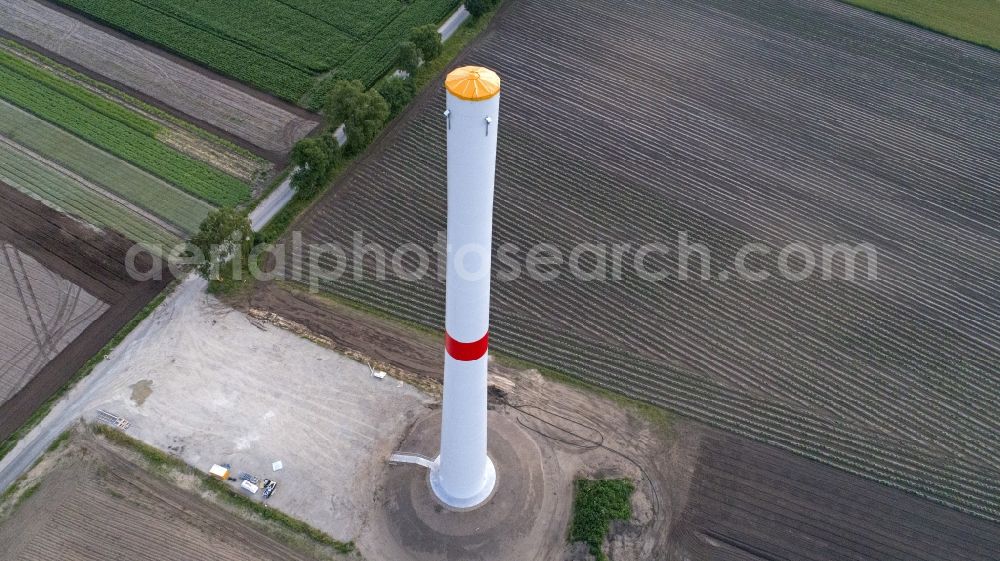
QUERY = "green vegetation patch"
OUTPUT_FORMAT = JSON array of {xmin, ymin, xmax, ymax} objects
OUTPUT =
[
  {"xmin": 0, "ymin": 49, "xmax": 160, "ymax": 136},
  {"xmin": 0, "ymin": 100, "xmax": 212, "ymax": 235},
  {"xmin": 0, "ymin": 144, "xmax": 179, "ymax": 247},
  {"xmin": 333, "ymin": 0, "xmax": 460, "ymax": 88},
  {"xmin": 569, "ymin": 479, "xmax": 635, "ymax": 561},
  {"xmin": 844, "ymin": 0, "xmax": 1000, "ymax": 50},
  {"xmin": 0, "ymin": 38, "xmax": 262, "ymax": 161},
  {"xmin": 55, "ymin": 0, "xmax": 458, "ymax": 101},
  {"xmin": 0, "ymin": 54, "xmax": 250, "ymax": 206}
]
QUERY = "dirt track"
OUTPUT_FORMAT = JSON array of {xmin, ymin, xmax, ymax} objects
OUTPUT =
[
  {"xmin": 248, "ymin": 281, "xmax": 443, "ymax": 383},
  {"xmin": 0, "ymin": 184, "xmax": 170, "ymax": 442}
]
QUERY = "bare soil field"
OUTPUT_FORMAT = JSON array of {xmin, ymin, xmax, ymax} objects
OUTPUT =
[
  {"xmin": 288, "ymin": 0, "xmax": 1000, "ymax": 523},
  {"xmin": 0, "ymin": 242, "xmax": 107, "ymax": 403},
  {"xmin": 0, "ymin": 184, "xmax": 169, "ymax": 442},
  {"xmin": 666, "ymin": 430, "xmax": 1000, "ymax": 561},
  {"xmin": 0, "ymin": 426, "xmax": 340, "ymax": 561},
  {"xmin": 0, "ymin": 0, "xmax": 319, "ymax": 156}
]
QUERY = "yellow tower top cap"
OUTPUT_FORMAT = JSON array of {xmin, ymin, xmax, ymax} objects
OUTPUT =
[{"xmin": 445, "ymin": 66, "xmax": 500, "ymax": 101}]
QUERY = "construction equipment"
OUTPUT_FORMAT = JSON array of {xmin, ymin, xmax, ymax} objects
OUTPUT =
[
  {"xmin": 209, "ymin": 464, "xmax": 231, "ymax": 480},
  {"xmin": 262, "ymin": 479, "xmax": 277, "ymax": 499},
  {"xmin": 96, "ymin": 409, "xmax": 130, "ymax": 430},
  {"xmin": 238, "ymin": 472, "xmax": 259, "ymax": 485}
]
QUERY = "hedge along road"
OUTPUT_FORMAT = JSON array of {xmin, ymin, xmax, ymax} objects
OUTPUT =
[
  {"xmin": 0, "ymin": 0, "xmax": 319, "ymax": 156},
  {"xmin": 289, "ymin": 0, "xmax": 1000, "ymax": 523},
  {"xmin": 248, "ymin": 4, "xmax": 470, "ymax": 231}
]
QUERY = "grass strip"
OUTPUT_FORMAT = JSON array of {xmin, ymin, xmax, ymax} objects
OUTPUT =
[
  {"xmin": 0, "ymin": 142, "xmax": 182, "ymax": 246},
  {"xmin": 0, "ymin": 100, "xmax": 213, "ymax": 235},
  {"xmin": 0, "ymin": 49, "xmax": 160, "ymax": 136},
  {"xmin": 843, "ymin": 0, "xmax": 1000, "ymax": 51},
  {"xmin": 0, "ymin": 38, "xmax": 263, "ymax": 160}
]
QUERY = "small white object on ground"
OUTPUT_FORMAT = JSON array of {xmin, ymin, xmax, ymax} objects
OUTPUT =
[{"xmin": 272, "ymin": 460, "xmax": 283, "ymax": 472}]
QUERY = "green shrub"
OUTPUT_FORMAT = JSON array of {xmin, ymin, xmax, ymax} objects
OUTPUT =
[
  {"xmin": 569, "ymin": 479, "xmax": 635, "ymax": 561},
  {"xmin": 410, "ymin": 23, "xmax": 443, "ymax": 62},
  {"xmin": 377, "ymin": 76, "xmax": 417, "ymax": 116},
  {"xmin": 189, "ymin": 208, "xmax": 254, "ymax": 281},
  {"xmin": 396, "ymin": 40, "xmax": 422, "ymax": 76},
  {"xmin": 466, "ymin": 0, "xmax": 496, "ymax": 18},
  {"xmin": 290, "ymin": 136, "xmax": 341, "ymax": 198}
]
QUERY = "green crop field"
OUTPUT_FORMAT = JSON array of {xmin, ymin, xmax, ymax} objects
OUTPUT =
[
  {"xmin": 0, "ymin": 146, "xmax": 179, "ymax": 248},
  {"xmin": 0, "ymin": 100, "xmax": 214, "ymax": 234},
  {"xmin": 53, "ymin": 0, "xmax": 460, "ymax": 102},
  {"xmin": 844, "ymin": 0, "xmax": 1000, "ymax": 50},
  {"xmin": 0, "ymin": 51, "xmax": 251, "ymax": 207}
]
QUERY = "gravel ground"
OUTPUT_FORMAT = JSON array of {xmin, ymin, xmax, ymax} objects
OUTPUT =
[{"xmin": 0, "ymin": 275, "xmax": 429, "ymax": 543}]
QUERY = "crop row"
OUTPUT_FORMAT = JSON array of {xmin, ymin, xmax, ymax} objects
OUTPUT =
[
  {"xmin": 0, "ymin": 63, "xmax": 250, "ymax": 206},
  {"xmin": 0, "ymin": 100, "xmax": 213, "ymax": 234},
  {"xmin": 0, "ymin": 146, "xmax": 178, "ymax": 248},
  {"xmin": 288, "ymin": 0, "xmax": 1000, "ymax": 525},
  {"xmin": 55, "ymin": 0, "xmax": 459, "ymax": 99},
  {"xmin": 335, "ymin": 0, "xmax": 461, "ymax": 86},
  {"xmin": 293, "ymin": 115, "xmax": 1000, "ymax": 523},
  {"xmin": 53, "ymin": 0, "xmax": 314, "ymax": 101},
  {"xmin": 276, "ymin": 0, "xmax": 405, "ymax": 39},
  {"xmin": 309, "ymin": 262, "xmax": 1000, "ymax": 519},
  {"xmin": 129, "ymin": 0, "xmax": 354, "ymax": 72},
  {"xmin": 0, "ymin": 49, "xmax": 159, "ymax": 137}
]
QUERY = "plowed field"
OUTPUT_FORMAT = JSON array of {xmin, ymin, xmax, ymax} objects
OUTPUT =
[
  {"xmin": 290, "ymin": 0, "xmax": 1000, "ymax": 522},
  {"xmin": 667, "ymin": 431, "xmax": 1000, "ymax": 561},
  {"xmin": 0, "ymin": 184, "xmax": 170, "ymax": 442}
]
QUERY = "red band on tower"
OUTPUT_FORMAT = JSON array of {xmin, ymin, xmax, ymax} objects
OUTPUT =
[{"xmin": 445, "ymin": 331, "xmax": 489, "ymax": 361}]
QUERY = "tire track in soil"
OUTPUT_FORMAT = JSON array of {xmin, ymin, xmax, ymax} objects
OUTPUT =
[{"xmin": 0, "ymin": 183, "xmax": 171, "ymax": 442}]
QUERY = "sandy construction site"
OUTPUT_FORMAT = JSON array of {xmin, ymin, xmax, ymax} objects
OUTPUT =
[
  {"xmin": 3, "ymin": 271, "xmax": 996, "ymax": 560},
  {"xmin": 0, "ymin": 274, "xmax": 687, "ymax": 560},
  {"xmin": 0, "ymin": 276, "xmax": 430, "ymax": 542}
]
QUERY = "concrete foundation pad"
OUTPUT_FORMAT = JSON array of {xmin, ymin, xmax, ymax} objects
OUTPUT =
[
  {"xmin": 428, "ymin": 454, "xmax": 497, "ymax": 510},
  {"xmin": 367, "ymin": 409, "xmax": 568, "ymax": 560}
]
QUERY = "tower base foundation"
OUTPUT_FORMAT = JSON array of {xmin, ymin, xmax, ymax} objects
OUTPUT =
[
  {"xmin": 371, "ymin": 409, "xmax": 561, "ymax": 561},
  {"xmin": 428, "ymin": 455, "xmax": 497, "ymax": 510}
]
